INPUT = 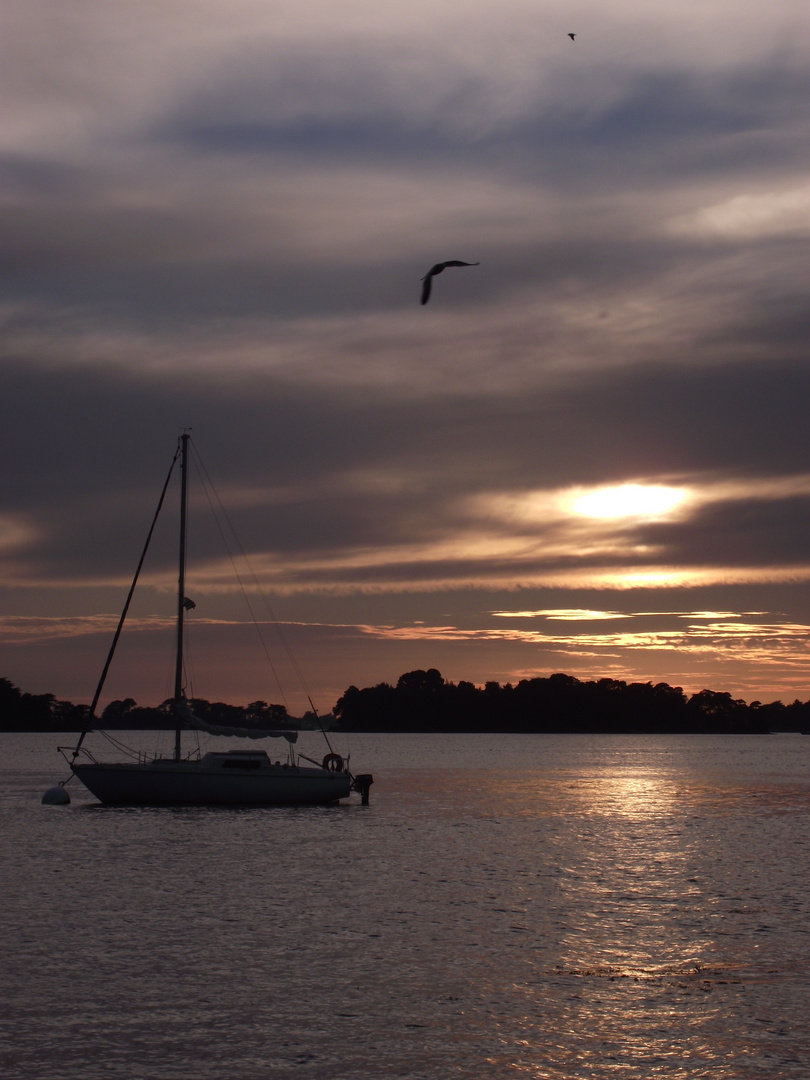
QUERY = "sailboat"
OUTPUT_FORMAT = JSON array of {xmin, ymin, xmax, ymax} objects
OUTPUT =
[{"xmin": 62, "ymin": 434, "xmax": 372, "ymax": 807}]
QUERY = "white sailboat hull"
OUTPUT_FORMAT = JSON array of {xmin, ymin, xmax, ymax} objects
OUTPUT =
[{"xmin": 72, "ymin": 756, "xmax": 351, "ymax": 806}]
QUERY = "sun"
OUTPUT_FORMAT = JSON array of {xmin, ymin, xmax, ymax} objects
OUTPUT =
[{"xmin": 571, "ymin": 483, "xmax": 688, "ymax": 520}]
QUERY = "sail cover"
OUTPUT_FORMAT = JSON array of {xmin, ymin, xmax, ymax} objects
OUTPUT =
[{"xmin": 175, "ymin": 700, "xmax": 299, "ymax": 743}]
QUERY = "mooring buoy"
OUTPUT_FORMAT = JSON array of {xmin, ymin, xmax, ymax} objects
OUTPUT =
[{"xmin": 42, "ymin": 786, "xmax": 70, "ymax": 805}]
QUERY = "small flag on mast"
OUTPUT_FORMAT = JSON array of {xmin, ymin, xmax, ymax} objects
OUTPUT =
[{"xmin": 182, "ymin": 597, "xmax": 196, "ymax": 610}]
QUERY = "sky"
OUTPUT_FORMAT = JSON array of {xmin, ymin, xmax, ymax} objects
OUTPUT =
[{"xmin": 2, "ymin": 0, "xmax": 810, "ymax": 714}]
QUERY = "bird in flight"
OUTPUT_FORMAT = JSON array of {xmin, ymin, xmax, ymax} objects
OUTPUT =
[
  {"xmin": 568, "ymin": 33, "xmax": 576, "ymax": 40},
  {"xmin": 420, "ymin": 260, "xmax": 480, "ymax": 305}
]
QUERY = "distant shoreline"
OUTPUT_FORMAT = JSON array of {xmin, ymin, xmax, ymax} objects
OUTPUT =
[{"xmin": 4, "ymin": 668, "xmax": 808, "ymax": 736}]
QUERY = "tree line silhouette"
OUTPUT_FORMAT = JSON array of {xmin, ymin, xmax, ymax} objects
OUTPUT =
[
  {"xmin": 3, "ymin": 669, "xmax": 810, "ymax": 734},
  {"xmin": 0, "ymin": 677, "xmax": 308, "ymax": 733},
  {"xmin": 333, "ymin": 668, "xmax": 810, "ymax": 734}
]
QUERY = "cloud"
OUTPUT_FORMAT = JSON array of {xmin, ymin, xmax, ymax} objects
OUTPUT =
[
  {"xmin": 0, "ymin": 513, "xmax": 38, "ymax": 553},
  {"xmin": 0, "ymin": 614, "xmax": 172, "ymax": 646},
  {"xmin": 4, "ymin": 0, "xmax": 810, "ymax": 706},
  {"xmin": 672, "ymin": 185, "xmax": 810, "ymax": 240}
]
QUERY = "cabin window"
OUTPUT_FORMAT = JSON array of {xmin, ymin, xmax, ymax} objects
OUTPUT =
[{"xmin": 222, "ymin": 759, "xmax": 262, "ymax": 769}]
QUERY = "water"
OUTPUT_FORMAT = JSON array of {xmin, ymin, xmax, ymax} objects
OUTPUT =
[{"xmin": 2, "ymin": 732, "xmax": 809, "ymax": 1079}]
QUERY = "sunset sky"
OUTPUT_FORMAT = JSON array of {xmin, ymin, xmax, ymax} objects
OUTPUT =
[{"xmin": 3, "ymin": 0, "xmax": 810, "ymax": 714}]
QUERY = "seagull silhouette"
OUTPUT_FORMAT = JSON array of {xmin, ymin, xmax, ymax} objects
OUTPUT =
[
  {"xmin": 420, "ymin": 261, "xmax": 480, "ymax": 305},
  {"xmin": 568, "ymin": 33, "xmax": 576, "ymax": 40}
]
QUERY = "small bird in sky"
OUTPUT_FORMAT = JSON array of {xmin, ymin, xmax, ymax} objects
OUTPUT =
[
  {"xmin": 568, "ymin": 33, "xmax": 576, "ymax": 41},
  {"xmin": 420, "ymin": 260, "xmax": 480, "ymax": 305}
]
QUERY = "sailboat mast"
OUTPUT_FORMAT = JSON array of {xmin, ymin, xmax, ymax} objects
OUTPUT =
[{"xmin": 173, "ymin": 432, "xmax": 190, "ymax": 761}]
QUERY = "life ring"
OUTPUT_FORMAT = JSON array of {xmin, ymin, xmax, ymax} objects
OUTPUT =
[{"xmin": 322, "ymin": 753, "xmax": 344, "ymax": 772}]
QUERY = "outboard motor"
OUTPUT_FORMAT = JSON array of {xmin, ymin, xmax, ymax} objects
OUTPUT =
[{"xmin": 352, "ymin": 773, "xmax": 374, "ymax": 806}]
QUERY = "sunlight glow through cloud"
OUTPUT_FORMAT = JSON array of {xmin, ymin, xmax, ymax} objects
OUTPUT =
[
  {"xmin": 570, "ymin": 483, "xmax": 688, "ymax": 520},
  {"xmin": 491, "ymin": 609, "xmax": 632, "ymax": 621}
]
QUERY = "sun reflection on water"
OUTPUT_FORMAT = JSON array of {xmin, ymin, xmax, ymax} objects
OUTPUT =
[{"xmin": 399, "ymin": 750, "xmax": 779, "ymax": 1077}]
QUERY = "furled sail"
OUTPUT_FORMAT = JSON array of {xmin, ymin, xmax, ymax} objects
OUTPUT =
[{"xmin": 175, "ymin": 700, "xmax": 299, "ymax": 743}]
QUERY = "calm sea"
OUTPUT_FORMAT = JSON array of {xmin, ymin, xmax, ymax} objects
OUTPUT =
[{"xmin": 2, "ymin": 731, "xmax": 809, "ymax": 1079}]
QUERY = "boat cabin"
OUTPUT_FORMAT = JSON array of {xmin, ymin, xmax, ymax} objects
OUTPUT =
[{"xmin": 201, "ymin": 750, "xmax": 288, "ymax": 771}]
